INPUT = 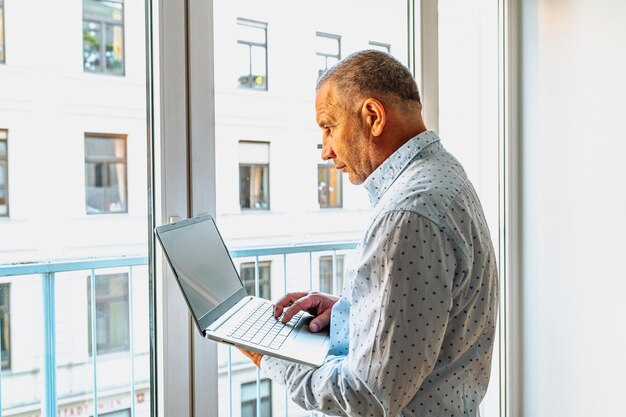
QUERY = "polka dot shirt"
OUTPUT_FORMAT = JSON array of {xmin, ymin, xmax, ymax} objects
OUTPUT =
[{"xmin": 261, "ymin": 130, "xmax": 499, "ymax": 417}]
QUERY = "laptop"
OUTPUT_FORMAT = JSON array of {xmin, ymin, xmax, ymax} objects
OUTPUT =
[{"xmin": 155, "ymin": 214, "xmax": 330, "ymax": 367}]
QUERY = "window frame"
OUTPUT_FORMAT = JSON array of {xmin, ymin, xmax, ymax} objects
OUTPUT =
[
  {"xmin": 368, "ymin": 40, "xmax": 391, "ymax": 53},
  {"xmin": 86, "ymin": 272, "xmax": 130, "ymax": 356},
  {"xmin": 82, "ymin": 0, "xmax": 126, "ymax": 76},
  {"xmin": 84, "ymin": 132, "xmax": 129, "ymax": 215},
  {"xmin": 319, "ymin": 255, "xmax": 344, "ymax": 295},
  {"xmin": 0, "ymin": 0, "xmax": 5, "ymax": 64},
  {"xmin": 240, "ymin": 260, "xmax": 271, "ymax": 299},
  {"xmin": 156, "ymin": 1, "xmax": 514, "ymax": 416},
  {"xmin": 0, "ymin": 282, "xmax": 10, "ymax": 370},
  {"xmin": 236, "ymin": 17, "xmax": 268, "ymax": 90},
  {"xmin": 240, "ymin": 378, "xmax": 272, "ymax": 417},
  {"xmin": 317, "ymin": 162, "xmax": 343, "ymax": 209},
  {"xmin": 239, "ymin": 163, "xmax": 270, "ymax": 211},
  {"xmin": 0, "ymin": 129, "xmax": 8, "ymax": 217},
  {"xmin": 315, "ymin": 31, "xmax": 341, "ymax": 78}
]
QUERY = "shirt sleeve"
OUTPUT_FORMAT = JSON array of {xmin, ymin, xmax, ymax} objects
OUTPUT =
[{"xmin": 261, "ymin": 211, "xmax": 460, "ymax": 417}]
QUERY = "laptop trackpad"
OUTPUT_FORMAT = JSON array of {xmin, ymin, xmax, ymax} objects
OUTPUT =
[{"xmin": 294, "ymin": 317, "xmax": 329, "ymax": 345}]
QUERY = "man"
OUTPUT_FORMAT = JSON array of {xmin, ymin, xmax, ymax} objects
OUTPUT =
[{"xmin": 240, "ymin": 50, "xmax": 498, "ymax": 417}]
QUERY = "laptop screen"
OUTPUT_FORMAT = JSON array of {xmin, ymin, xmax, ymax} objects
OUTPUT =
[{"xmin": 157, "ymin": 216, "xmax": 244, "ymax": 321}]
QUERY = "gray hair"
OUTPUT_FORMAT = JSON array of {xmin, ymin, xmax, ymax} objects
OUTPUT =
[{"xmin": 317, "ymin": 50, "xmax": 421, "ymax": 111}]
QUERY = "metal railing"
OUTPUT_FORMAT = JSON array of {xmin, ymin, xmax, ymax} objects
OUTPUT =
[
  {"xmin": 0, "ymin": 256, "xmax": 148, "ymax": 417},
  {"xmin": 0, "ymin": 240, "xmax": 357, "ymax": 417},
  {"xmin": 226, "ymin": 241, "xmax": 357, "ymax": 417}
]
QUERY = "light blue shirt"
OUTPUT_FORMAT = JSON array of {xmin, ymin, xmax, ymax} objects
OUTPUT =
[{"xmin": 262, "ymin": 130, "xmax": 498, "ymax": 416}]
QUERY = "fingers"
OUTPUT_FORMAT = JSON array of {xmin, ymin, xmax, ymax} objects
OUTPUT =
[
  {"xmin": 309, "ymin": 308, "xmax": 332, "ymax": 332},
  {"xmin": 273, "ymin": 292, "xmax": 309, "ymax": 318},
  {"xmin": 237, "ymin": 347, "xmax": 263, "ymax": 368},
  {"xmin": 279, "ymin": 293, "xmax": 323, "ymax": 323}
]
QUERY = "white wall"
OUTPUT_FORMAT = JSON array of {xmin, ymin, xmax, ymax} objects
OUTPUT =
[{"xmin": 521, "ymin": 1, "xmax": 626, "ymax": 415}]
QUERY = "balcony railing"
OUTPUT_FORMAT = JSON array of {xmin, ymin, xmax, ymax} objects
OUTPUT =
[{"xmin": 0, "ymin": 241, "xmax": 357, "ymax": 417}]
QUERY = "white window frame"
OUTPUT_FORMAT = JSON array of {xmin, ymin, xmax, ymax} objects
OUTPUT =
[{"xmin": 153, "ymin": 1, "xmax": 517, "ymax": 416}]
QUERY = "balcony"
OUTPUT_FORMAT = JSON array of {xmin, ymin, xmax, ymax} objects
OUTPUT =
[{"xmin": 0, "ymin": 241, "xmax": 356, "ymax": 417}]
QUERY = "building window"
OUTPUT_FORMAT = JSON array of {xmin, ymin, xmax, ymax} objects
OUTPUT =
[
  {"xmin": 316, "ymin": 32, "xmax": 341, "ymax": 78},
  {"xmin": 0, "ymin": 130, "xmax": 8, "ymax": 216},
  {"xmin": 87, "ymin": 273, "xmax": 129, "ymax": 355},
  {"xmin": 240, "ymin": 261, "xmax": 271, "ymax": 300},
  {"xmin": 83, "ymin": 0, "xmax": 125, "ymax": 75},
  {"xmin": 0, "ymin": 283, "xmax": 10, "ymax": 370},
  {"xmin": 368, "ymin": 41, "xmax": 391, "ymax": 53},
  {"xmin": 239, "ymin": 141, "xmax": 270, "ymax": 210},
  {"xmin": 0, "ymin": 0, "xmax": 5, "ymax": 64},
  {"xmin": 85, "ymin": 134, "xmax": 128, "ymax": 214},
  {"xmin": 237, "ymin": 18, "xmax": 267, "ymax": 90},
  {"xmin": 241, "ymin": 379, "xmax": 272, "ymax": 417},
  {"xmin": 318, "ymin": 163, "xmax": 342, "ymax": 208},
  {"xmin": 319, "ymin": 255, "xmax": 344, "ymax": 295}
]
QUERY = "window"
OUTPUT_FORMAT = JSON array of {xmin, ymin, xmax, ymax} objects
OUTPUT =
[
  {"xmin": 83, "ymin": 0, "xmax": 125, "ymax": 75},
  {"xmin": 85, "ymin": 134, "xmax": 128, "ymax": 214},
  {"xmin": 240, "ymin": 261, "xmax": 271, "ymax": 300},
  {"xmin": 237, "ymin": 18, "xmax": 267, "ymax": 90},
  {"xmin": 318, "ymin": 163, "xmax": 342, "ymax": 208},
  {"xmin": 239, "ymin": 141, "xmax": 269, "ymax": 210},
  {"xmin": 241, "ymin": 379, "xmax": 272, "ymax": 417},
  {"xmin": 0, "ymin": 283, "xmax": 10, "ymax": 370},
  {"xmin": 0, "ymin": 0, "xmax": 5, "ymax": 63},
  {"xmin": 87, "ymin": 273, "xmax": 130, "ymax": 355},
  {"xmin": 368, "ymin": 41, "xmax": 391, "ymax": 53},
  {"xmin": 316, "ymin": 32, "xmax": 341, "ymax": 78},
  {"xmin": 0, "ymin": 129, "xmax": 8, "ymax": 216},
  {"xmin": 319, "ymin": 255, "xmax": 344, "ymax": 295}
]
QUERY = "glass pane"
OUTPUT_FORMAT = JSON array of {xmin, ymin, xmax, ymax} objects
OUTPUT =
[
  {"xmin": 83, "ymin": 20, "xmax": 103, "ymax": 72},
  {"xmin": 107, "ymin": 162, "xmax": 127, "ymax": 212},
  {"xmin": 0, "ymin": 276, "xmax": 43, "ymax": 415},
  {"xmin": 84, "ymin": 0, "xmax": 123, "ymax": 22},
  {"xmin": 239, "ymin": 165, "xmax": 251, "ymax": 208},
  {"xmin": 105, "ymin": 24, "xmax": 124, "ymax": 74},
  {"xmin": 236, "ymin": 21, "xmax": 266, "ymax": 45},
  {"xmin": 216, "ymin": 1, "xmax": 409, "ymax": 416},
  {"xmin": 315, "ymin": 34, "xmax": 340, "ymax": 58},
  {"xmin": 86, "ymin": 136, "xmax": 126, "ymax": 161},
  {"xmin": 1, "ymin": 0, "xmax": 151, "ymax": 414}
]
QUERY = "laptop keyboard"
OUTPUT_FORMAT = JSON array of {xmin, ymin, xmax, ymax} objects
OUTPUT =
[{"xmin": 228, "ymin": 300, "xmax": 304, "ymax": 350}]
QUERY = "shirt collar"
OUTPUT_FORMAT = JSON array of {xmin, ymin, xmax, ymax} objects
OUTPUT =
[{"xmin": 363, "ymin": 130, "xmax": 441, "ymax": 206}]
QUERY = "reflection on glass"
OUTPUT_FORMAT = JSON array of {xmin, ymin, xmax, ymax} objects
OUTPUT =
[
  {"xmin": 239, "ymin": 165, "xmax": 269, "ymax": 210},
  {"xmin": 0, "ymin": 132, "xmax": 7, "ymax": 216},
  {"xmin": 319, "ymin": 255, "xmax": 344, "ymax": 294},
  {"xmin": 318, "ymin": 163, "xmax": 342, "ymax": 208},
  {"xmin": 0, "ymin": 1, "xmax": 5, "ymax": 63},
  {"xmin": 87, "ymin": 273, "xmax": 130, "ymax": 355},
  {"xmin": 83, "ymin": 0, "xmax": 124, "ymax": 75},
  {"xmin": 240, "ymin": 261, "xmax": 271, "ymax": 299},
  {"xmin": 0, "ymin": 283, "xmax": 10, "ymax": 369},
  {"xmin": 236, "ymin": 18, "xmax": 267, "ymax": 90},
  {"xmin": 85, "ymin": 135, "xmax": 128, "ymax": 214},
  {"xmin": 241, "ymin": 379, "xmax": 272, "ymax": 417}
]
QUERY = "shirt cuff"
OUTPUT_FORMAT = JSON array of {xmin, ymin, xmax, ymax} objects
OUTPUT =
[{"xmin": 260, "ymin": 355, "xmax": 292, "ymax": 385}]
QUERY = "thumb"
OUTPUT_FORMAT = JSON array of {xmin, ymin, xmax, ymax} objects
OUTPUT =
[{"xmin": 309, "ymin": 308, "xmax": 331, "ymax": 333}]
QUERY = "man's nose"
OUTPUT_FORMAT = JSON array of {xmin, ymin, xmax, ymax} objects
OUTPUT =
[{"xmin": 320, "ymin": 139, "xmax": 336, "ymax": 161}]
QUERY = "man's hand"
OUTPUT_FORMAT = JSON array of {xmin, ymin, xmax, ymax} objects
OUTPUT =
[
  {"xmin": 237, "ymin": 347, "xmax": 263, "ymax": 368},
  {"xmin": 274, "ymin": 291, "xmax": 339, "ymax": 332}
]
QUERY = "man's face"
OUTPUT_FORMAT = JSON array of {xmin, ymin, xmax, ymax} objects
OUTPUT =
[{"xmin": 315, "ymin": 83, "xmax": 370, "ymax": 185}]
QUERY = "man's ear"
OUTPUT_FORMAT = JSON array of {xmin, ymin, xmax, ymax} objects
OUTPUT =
[{"xmin": 361, "ymin": 98, "xmax": 386, "ymax": 137}]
